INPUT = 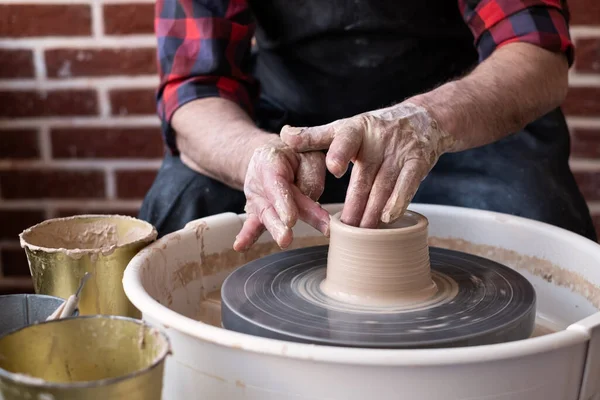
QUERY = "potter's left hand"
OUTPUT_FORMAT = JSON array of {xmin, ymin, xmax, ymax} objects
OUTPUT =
[{"xmin": 281, "ymin": 103, "xmax": 454, "ymax": 228}]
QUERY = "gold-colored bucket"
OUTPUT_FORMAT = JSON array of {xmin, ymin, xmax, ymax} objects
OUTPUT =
[
  {"xmin": 20, "ymin": 215, "xmax": 157, "ymax": 318},
  {"xmin": 0, "ymin": 316, "xmax": 171, "ymax": 400}
]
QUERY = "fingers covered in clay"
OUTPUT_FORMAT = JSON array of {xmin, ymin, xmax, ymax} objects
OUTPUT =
[
  {"xmin": 296, "ymin": 151, "xmax": 326, "ymax": 201},
  {"xmin": 280, "ymin": 124, "xmax": 336, "ymax": 151},
  {"xmin": 340, "ymin": 160, "xmax": 380, "ymax": 227},
  {"xmin": 281, "ymin": 103, "xmax": 452, "ymax": 228},
  {"xmin": 290, "ymin": 185, "xmax": 330, "ymax": 236},
  {"xmin": 282, "ymin": 121, "xmax": 361, "ymax": 179},
  {"xmin": 360, "ymin": 157, "xmax": 401, "ymax": 228},
  {"xmin": 233, "ymin": 214, "xmax": 266, "ymax": 252},
  {"xmin": 234, "ymin": 138, "xmax": 330, "ymax": 252},
  {"xmin": 382, "ymin": 159, "xmax": 430, "ymax": 224}
]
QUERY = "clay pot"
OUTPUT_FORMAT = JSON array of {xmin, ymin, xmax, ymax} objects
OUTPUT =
[{"xmin": 321, "ymin": 210, "xmax": 437, "ymax": 306}]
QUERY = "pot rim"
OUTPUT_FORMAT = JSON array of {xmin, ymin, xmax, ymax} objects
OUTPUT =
[
  {"xmin": 0, "ymin": 315, "xmax": 171, "ymax": 389},
  {"xmin": 19, "ymin": 214, "xmax": 157, "ymax": 255},
  {"xmin": 330, "ymin": 210, "xmax": 427, "ymax": 235},
  {"xmin": 123, "ymin": 203, "xmax": 600, "ymax": 366}
]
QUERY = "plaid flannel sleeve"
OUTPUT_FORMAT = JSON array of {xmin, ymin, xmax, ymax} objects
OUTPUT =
[
  {"xmin": 459, "ymin": 0, "xmax": 574, "ymax": 65},
  {"xmin": 155, "ymin": 0, "xmax": 258, "ymax": 153}
]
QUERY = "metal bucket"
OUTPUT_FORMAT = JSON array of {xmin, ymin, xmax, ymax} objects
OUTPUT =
[
  {"xmin": 0, "ymin": 294, "xmax": 78, "ymax": 337},
  {"xmin": 0, "ymin": 315, "xmax": 171, "ymax": 400},
  {"xmin": 20, "ymin": 215, "xmax": 157, "ymax": 318}
]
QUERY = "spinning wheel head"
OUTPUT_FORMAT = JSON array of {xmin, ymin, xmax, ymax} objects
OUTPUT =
[{"xmin": 221, "ymin": 246, "xmax": 536, "ymax": 348}]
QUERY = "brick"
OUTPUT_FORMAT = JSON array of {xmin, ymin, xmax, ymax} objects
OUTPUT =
[
  {"xmin": 593, "ymin": 215, "xmax": 600, "ymax": 241},
  {"xmin": 571, "ymin": 129, "xmax": 600, "ymax": 159},
  {"xmin": 104, "ymin": 4, "xmax": 155, "ymax": 35},
  {"xmin": 51, "ymin": 127, "xmax": 164, "ymax": 159},
  {"xmin": 110, "ymin": 89, "xmax": 156, "ymax": 116},
  {"xmin": 0, "ymin": 277, "xmax": 34, "ymax": 295},
  {"xmin": 562, "ymin": 88, "xmax": 600, "ymax": 117},
  {"xmin": 575, "ymin": 38, "xmax": 600, "ymax": 74},
  {"xmin": 46, "ymin": 48, "xmax": 157, "ymax": 79},
  {"xmin": 0, "ymin": 169, "xmax": 105, "ymax": 199},
  {"xmin": 569, "ymin": 0, "xmax": 600, "ymax": 25},
  {"xmin": 0, "ymin": 210, "xmax": 45, "ymax": 240},
  {"xmin": 115, "ymin": 170, "xmax": 157, "ymax": 199},
  {"xmin": 1, "ymin": 248, "xmax": 30, "ymax": 277},
  {"xmin": 0, "ymin": 50, "xmax": 34, "ymax": 79},
  {"xmin": 0, "ymin": 90, "xmax": 98, "ymax": 118},
  {"xmin": 55, "ymin": 209, "xmax": 139, "ymax": 219},
  {"xmin": 0, "ymin": 130, "xmax": 39, "ymax": 159},
  {"xmin": 574, "ymin": 171, "xmax": 600, "ymax": 201},
  {"xmin": 0, "ymin": 5, "xmax": 91, "ymax": 37}
]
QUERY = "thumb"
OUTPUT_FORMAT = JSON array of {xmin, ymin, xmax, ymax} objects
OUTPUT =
[{"xmin": 280, "ymin": 123, "xmax": 336, "ymax": 152}]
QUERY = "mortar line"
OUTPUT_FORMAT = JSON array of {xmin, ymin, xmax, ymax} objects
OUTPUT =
[
  {"xmin": 566, "ymin": 117, "xmax": 600, "ymax": 129},
  {"xmin": 0, "ymin": 159, "xmax": 162, "ymax": 170},
  {"xmin": 0, "ymin": 0, "xmax": 91, "ymax": 3},
  {"xmin": 45, "ymin": 206, "xmax": 58, "ymax": 220},
  {"xmin": 97, "ymin": 86, "xmax": 112, "ymax": 117},
  {"xmin": 38, "ymin": 126, "xmax": 52, "ymax": 162},
  {"xmin": 91, "ymin": 0, "xmax": 104, "ymax": 39},
  {"xmin": 570, "ymin": 26, "xmax": 600, "ymax": 38},
  {"xmin": 105, "ymin": 167, "xmax": 116, "ymax": 200},
  {"xmin": 0, "ymin": 0, "xmax": 152, "ymax": 3},
  {"xmin": 0, "ymin": 76, "xmax": 159, "ymax": 90},
  {"xmin": 0, "ymin": 200, "xmax": 142, "ymax": 210},
  {"xmin": 32, "ymin": 47, "xmax": 47, "ymax": 83},
  {"xmin": 0, "ymin": 36, "xmax": 156, "ymax": 48},
  {"xmin": 101, "ymin": 0, "xmax": 154, "ymax": 3},
  {"xmin": 587, "ymin": 202, "xmax": 600, "ymax": 214},
  {"xmin": 568, "ymin": 73, "xmax": 600, "ymax": 87},
  {"xmin": 0, "ymin": 241, "xmax": 29, "ymax": 249},
  {"xmin": 569, "ymin": 159, "xmax": 600, "ymax": 171},
  {"xmin": 0, "ymin": 116, "xmax": 160, "ymax": 129}
]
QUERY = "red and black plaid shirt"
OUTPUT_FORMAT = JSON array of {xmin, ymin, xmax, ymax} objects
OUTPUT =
[{"xmin": 155, "ymin": 0, "xmax": 574, "ymax": 154}]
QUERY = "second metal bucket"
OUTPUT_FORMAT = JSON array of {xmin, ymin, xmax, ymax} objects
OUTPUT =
[
  {"xmin": 0, "ymin": 316, "xmax": 171, "ymax": 400},
  {"xmin": 20, "ymin": 215, "xmax": 157, "ymax": 317},
  {"xmin": 0, "ymin": 294, "xmax": 78, "ymax": 337}
]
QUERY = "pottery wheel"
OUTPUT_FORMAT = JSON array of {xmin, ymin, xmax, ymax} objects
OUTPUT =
[{"xmin": 221, "ymin": 245, "xmax": 536, "ymax": 348}]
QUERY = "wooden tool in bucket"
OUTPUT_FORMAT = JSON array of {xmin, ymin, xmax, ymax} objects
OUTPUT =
[{"xmin": 46, "ymin": 272, "xmax": 92, "ymax": 321}]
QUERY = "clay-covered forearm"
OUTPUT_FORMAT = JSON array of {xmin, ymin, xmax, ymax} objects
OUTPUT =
[
  {"xmin": 410, "ymin": 42, "xmax": 569, "ymax": 152},
  {"xmin": 171, "ymin": 98, "xmax": 275, "ymax": 190}
]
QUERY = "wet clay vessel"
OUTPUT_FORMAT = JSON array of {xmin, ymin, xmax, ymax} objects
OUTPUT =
[{"xmin": 322, "ymin": 211, "xmax": 437, "ymax": 306}]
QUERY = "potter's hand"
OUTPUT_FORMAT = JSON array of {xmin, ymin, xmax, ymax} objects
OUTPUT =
[
  {"xmin": 233, "ymin": 137, "xmax": 330, "ymax": 251},
  {"xmin": 281, "ymin": 103, "xmax": 453, "ymax": 228}
]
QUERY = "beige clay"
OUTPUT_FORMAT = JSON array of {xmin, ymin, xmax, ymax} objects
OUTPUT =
[{"xmin": 321, "ymin": 211, "xmax": 438, "ymax": 306}]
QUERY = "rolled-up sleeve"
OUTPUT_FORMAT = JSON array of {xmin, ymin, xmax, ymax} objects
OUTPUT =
[
  {"xmin": 155, "ymin": 0, "xmax": 258, "ymax": 153},
  {"xmin": 458, "ymin": 0, "xmax": 574, "ymax": 65}
]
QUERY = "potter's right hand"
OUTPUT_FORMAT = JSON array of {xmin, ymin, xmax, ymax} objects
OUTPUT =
[{"xmin": 233, "ymin": 137, "xmax": 330, "ymax": 252}]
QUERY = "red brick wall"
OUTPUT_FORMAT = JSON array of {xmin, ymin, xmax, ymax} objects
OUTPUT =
[
  {"xmin": 0, "ymin": 1, "xmax": 160, "ymax": 293},
  {"xmin": 0, "ymin": 1, "xmax": 599, "ymax": 293}
]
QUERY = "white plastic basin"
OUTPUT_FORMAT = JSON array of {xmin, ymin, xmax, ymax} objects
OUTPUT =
[{"xmin": 123, "ymin": 203, "xmax": 600, "ymax": 400}]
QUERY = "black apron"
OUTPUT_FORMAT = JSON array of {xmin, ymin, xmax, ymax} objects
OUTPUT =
[
  {"xmin": 140, "ymin": 0, "xmax": 596, "ymax": 241},
  {"xmin": 250, "ymin": 0, "xmax": 477, "ymax": 128}
]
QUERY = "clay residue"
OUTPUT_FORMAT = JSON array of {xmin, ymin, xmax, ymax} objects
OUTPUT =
[
  {"xmin": 429, "ymin": 237, "xmax": 600, "ymax": 309},
  {"xmin": 20, "ymin": 215, "xmax": 156, "ymax": 259},
  {"xmin": 163, "ymin": 233, "xmax": 329, "ymax": 314},
  {"xmin": 201, "ymin": 235, "xmax": 329, "ymax": 280},
  {"xmin": 196, "ymin": 291, "xmax": 222, "ymax": 327},
  {"xmin": 171, "ymin": 261, "xmax": 203, "ymax": 293},
  {"xmin": 530, "ymin": 323, "xmax": 555, "ymax": 337},
  {"xmin": 24, "ymin": 221, "xmax": 119, "ymax": 250}
]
